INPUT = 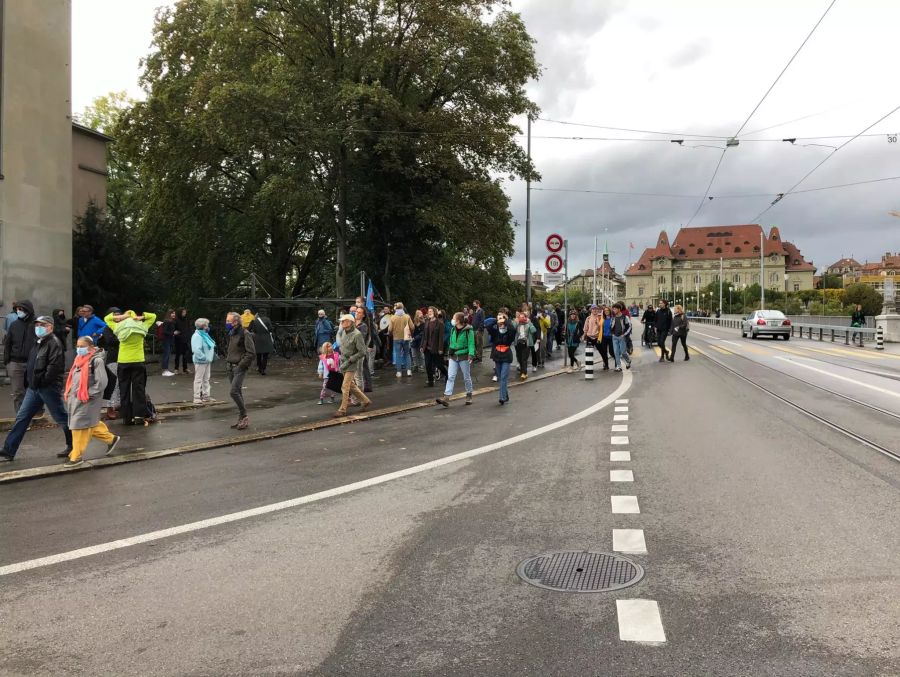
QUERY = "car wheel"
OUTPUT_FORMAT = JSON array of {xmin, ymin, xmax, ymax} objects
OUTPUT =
[
  {"xmin": 783, "ymin": 334, "xmax": 790, "ymax": 341},
  {"xmin": 751, "ymin": 330, "xmax": 758, "ymax": 339},
  {"xmin": 740, "ymin": 330, "xmax": 746, "ymax": 338}
]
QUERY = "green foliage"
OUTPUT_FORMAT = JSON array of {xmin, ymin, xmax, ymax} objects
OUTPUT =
[
  {"xmin": 73, "ymin": 202, "xmax": 159, "ymax": 312},
  {"xmin": 818, "ymin": 273, "xmax": 843, "ymax": 289},
  {"xmin": 843, "ymin": 283, "xmax": 883, "ymax": 316}
]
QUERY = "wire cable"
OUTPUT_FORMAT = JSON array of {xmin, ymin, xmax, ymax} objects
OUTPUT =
[
  {"xmin": 685, "ymin": 148, "xmax": 728, "ymax": 227},
  {"xmin": 535, "ymin": 117, "xmax": 725, "ymax": 139},
  {"xmin": 733, "ymin": 0, "xmax": 839, "ymax": 137}
]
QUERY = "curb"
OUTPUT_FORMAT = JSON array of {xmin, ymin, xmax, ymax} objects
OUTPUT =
[
  {"xmin": 0, "ymin": 367, "xmax": 578, "ymax": 483},
  {"xmin": 0, "ymin": 400, "xmax": 224, "ymax": 433}
]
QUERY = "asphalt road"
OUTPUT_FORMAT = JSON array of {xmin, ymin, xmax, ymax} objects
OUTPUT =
[{"xmin": 1, "ymin": 343, "xmax": 898, "ymax": 676}]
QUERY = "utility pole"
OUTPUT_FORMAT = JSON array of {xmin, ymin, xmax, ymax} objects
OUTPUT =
[
  {"xmin": 563, "ymin": 239, "xmax": 569, "ymax": 323},
  {"xmin": 592, "ymin": 236, "xmax": 598, "ymax": 305},
  {"xmin": 719, "ymin": 257, "xmax": 723, "ymax": 315},
  {"xmin": 525, "ymin": 115, "xmax": 532, "ymax": 304},
  {"xmin": 760, "ymin": 230, "xmax": 765, "ymax": 310}
]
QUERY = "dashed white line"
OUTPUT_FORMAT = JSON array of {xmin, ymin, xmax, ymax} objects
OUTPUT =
[
  {"xmin": 615, "ymin": 406, "xmax": 629, "ymax": 412},
  {"xmin": 611, "ymin": 496, "xmax": 640, "ymax": 514},
  {"xmin": 617, "ymin": 600, "xmax": 667, "ymax": 643},
  {"xmin": 615, "ymin": 399, "xmax": 629, "ymax": 404},
  {"xmin": 610, "ymin": 469, "xmax": 634, "ymax": 482},
  {"xmin": 612, "ymin": 528, "xmax": 647, "ymax": 554},
  {"xmin": 610, "ymin": 436, "xmax": 629, "ymax": 445},
  {"xmin": 611, "ymin": 424, "xmax": 628, "ymax": 432},
  {"xmin": 610, "ymin": 451, "xmax": 631, "ymax": 462},
  {"xmin": 613, "ymin": 414, "xmax": 629, "ymax": 421}
]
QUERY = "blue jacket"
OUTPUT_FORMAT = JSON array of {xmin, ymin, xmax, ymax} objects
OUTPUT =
[
  {"xmin": 314, "ymin": 317, "xmax": 333, "ymax": 347},
  {"xmin": 191, "ymin": 330, "xmax": 216, "ymax": 364},
  {"xmin": 78, "ymin": 315, "xmax": 107, "ymax": 341}
]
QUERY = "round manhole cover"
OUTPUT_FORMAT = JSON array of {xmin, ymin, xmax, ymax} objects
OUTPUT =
[{"xmin": 516, "ymin": 550, "xmax": 644, "ymax": 593}]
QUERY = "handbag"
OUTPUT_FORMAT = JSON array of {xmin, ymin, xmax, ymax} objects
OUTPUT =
[{"xmin": 325, "ymin": 370, "xmax": 343, "ymax": 393}]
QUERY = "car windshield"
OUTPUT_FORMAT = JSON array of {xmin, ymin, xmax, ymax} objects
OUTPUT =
[{"xmin": 758, "ymin": 311, "xmax": 786, "ymax": 319}]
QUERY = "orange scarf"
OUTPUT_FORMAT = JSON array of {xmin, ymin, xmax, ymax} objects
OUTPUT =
[{"xmin": 65, "ymin": 350, "xmax": 95, "ymax": 403}]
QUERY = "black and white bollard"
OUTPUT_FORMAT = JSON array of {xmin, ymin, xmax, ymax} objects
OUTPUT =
[
  {"xmin": 585, "ymin": 344, "xmax": 594, "ymax": 380},
  {"xmin": 876, "ymin": 325, "xmax": 884, "ymax": 351}
]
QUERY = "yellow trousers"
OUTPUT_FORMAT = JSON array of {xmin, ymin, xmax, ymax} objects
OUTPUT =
[{"xmin": 69, "ymin": 421, "xmax": 116, "ymax": 462}]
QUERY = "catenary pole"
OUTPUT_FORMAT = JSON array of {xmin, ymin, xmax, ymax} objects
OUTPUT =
[
  {"xmin": 525, "ymin": 115, "xmax": 532, "ymax": 304},
  {"xmin": 719, "ymin": 257, "xmax": 723, "ymax": 314},
  {"xmin": 760, "ymin": 230, "xmax": 765, "ymax": 309}
]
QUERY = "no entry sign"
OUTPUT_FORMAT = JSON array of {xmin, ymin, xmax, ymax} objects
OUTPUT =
[
  {"xmin": 546, "ymin": 233, "xmax": 563, "ymax": 253},
  {"xmin": 545, "ymin": 254, "xmax": 563, "ymax": 274}
]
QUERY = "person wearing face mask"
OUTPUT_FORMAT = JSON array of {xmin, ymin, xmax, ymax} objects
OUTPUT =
[
  {"xmin": 0, "ymin": 316, "xmax": 73, "ymax": 462},
  {"xmin": 104, "ymin": 309, "xmax": 157, "ymax": 425},
  {"xmin": 225, "ymin": 311, "xmax": 256, "ymax": 430},
  {"xmin": 436, "ymin": 312, "xmax": 476, "ymax": 407},
  {"xmin": 314, "ymin": 309, "xmax": 333, "ymax": 351},
  {"xmin": 421, "ymin": 306, "xmax": 445, "ymax": 387},
  {"xmin": 191, "ymin": 317, "xmax": 216, "ymax": 404},
  {"xmin": 62, "ymin": 336, "xmax": 121, "ymax": 467},
  {"xmin": 487, "ymin": 311, "xmax": 515, "ymax": 405},
  {"xmin": 4, "ymin": 302, "xmax": 19, "ymax": 332},
  {"xmin": 3, "ymin": 300, "xmax": 38, "ymax": 414}
]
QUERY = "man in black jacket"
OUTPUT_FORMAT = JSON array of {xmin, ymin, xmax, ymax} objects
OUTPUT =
[
  {"xmin": 0, "ymin": 316, "xmax": 73, "ymax": 461},
  {"xmin": 641, "ymin": 304, "xmax": 657, "ymax": 347},
  {"xmin": 655, "ymin": 299, "xmax": 673, "ymax": 362},
  {"xmin": 3, "ymin": 299, "xmax": 38, "ymax": 414}
]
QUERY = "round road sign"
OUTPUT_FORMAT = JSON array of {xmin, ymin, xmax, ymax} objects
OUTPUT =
[
  {"xmin": 546, "ymin": 233, "xmax": 563, "ymax": 252},
  {"xmin": 545, "ymin": 254, "xmax": 563, "ymax": 274}
]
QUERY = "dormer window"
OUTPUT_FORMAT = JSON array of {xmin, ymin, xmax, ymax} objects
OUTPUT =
[
  {"xmin": 734, "ymin": 246, "xmax": 742, "ymax": 253},
  {"xmin": 753, "ymin": 246, "xmax": 760, "ymax": 252},
  {"xmin": 697, "ymin": 248, "xmax": 704, "ymax": 254},
  {"xmin": 793, "ymin": 259, "xmax": 800, "ymax": 265},
  {"xmin": 715, "ymin": 247, "xmax": 722, "ymax": 253},
  {"xmin": 678, "ymin": 248, "xmax": 686, "ymax": 255}
]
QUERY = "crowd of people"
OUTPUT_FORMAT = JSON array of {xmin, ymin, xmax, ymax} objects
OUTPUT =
[{"xmin": 0, "ymin": 293, "xmax": 692, "ymax": 468}]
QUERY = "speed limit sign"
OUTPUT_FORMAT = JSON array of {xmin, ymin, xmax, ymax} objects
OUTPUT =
[
  {"xmin": 545, "ymin": 254, "xmax": 563, "ymax": 274},
  {"xmin": 546, "ymin": 233, "xmax": 563, "ymax": 252}
]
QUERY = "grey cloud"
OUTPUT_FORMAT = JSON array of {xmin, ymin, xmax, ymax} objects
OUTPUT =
[{"xmin": 668, "ymin": 39, "xmax": 710, "ymax": 69}]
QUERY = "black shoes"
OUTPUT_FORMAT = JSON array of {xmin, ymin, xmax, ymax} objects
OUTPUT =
[{"xmin": 436, "ymin": 397, "xmax": 450, "ymax": 408}]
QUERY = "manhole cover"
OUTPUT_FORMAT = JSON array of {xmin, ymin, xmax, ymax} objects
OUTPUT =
[{"xmin": 516, "ymin": 550, "xmax": 644, "ymax": 593}]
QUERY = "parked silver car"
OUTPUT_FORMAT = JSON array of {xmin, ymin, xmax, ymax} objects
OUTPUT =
[{"xmin": 741, "ymin": 310, "xmax": 791, "ymax": 340}]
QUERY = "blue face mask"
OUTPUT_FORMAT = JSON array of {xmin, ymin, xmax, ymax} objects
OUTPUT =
[
  {"xmin": 16, "ymin": 310, "xmax": 26, "ymax": 319},
  {"xmin": 225, "ymin": 322, "xmax": 234, "ymax": 331},
  {"xmin": 76, "ymin": 347, "xmax": 90, "ymax": 357},
  {"xmin": 35, "ymin": 326, "xmax": 48, "ymax": 338}
]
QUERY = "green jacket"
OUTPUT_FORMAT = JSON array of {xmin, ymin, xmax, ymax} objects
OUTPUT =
[
  {"xmin": 447, "ymin": 325, "xmax": 476, "ymax": 359},
  {"xmin": 105, "ymin": 312, "xmax": 156, "ymax": 364}
]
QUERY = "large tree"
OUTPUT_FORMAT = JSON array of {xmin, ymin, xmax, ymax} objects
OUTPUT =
[{"xmin": 116, "ymin": 0, "xmax": 538, "ymax": 309}]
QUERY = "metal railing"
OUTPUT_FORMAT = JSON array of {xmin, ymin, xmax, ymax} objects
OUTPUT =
[{"xmin": 688, "ymin": 316, "xmax": 876, "ymax": 346}]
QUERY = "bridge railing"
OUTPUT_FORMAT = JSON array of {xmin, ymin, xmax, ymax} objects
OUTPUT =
[{"xmin": 687, "ymin": 316, "xmax": 877, "ymax": 345}]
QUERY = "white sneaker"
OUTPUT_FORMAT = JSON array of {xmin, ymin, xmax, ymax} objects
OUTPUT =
[
  {"xmin": 162, "ymin": 370, "xmax": 175, "ymax": 377},
  {"xmin": 492, "ymin": 375, "xmax": 498, "ymax": 382},
  {"xmin": 407, "ymin": 369, "xmax": 412, "ymax": 377},
  {"xmin": 396, "ymin": 371, "xmax": 402, "ymax": 378}
]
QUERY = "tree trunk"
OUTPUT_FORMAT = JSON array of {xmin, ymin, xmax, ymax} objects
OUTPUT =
[{"xmin": 335, "ymin": 144, "xmax": 348, "ymax": 297}]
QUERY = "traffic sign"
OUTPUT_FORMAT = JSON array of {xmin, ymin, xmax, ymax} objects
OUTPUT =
[
  {"xmin": 544, "ymin": 273, "xmax": 564, "ymax": 286},
  {"xmin": 545, "ymin": 254, "xmax": 563, "ymax": 274},
  {"xmin": 546, "ymin": 233, "xmax": 563, "ymax": 253}
]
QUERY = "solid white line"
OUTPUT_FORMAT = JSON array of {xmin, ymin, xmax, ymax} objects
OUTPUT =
[
  {"xmin": 611, "ymin": 436, "xmax": 629, "ymax": 445},
  {"xmin": 612, "ymin": 528, "xmax": 647, "ymax": 554},
  {"xmin": 693, "ymin": 330, "xmax": 726, "ymax": 340},
  {"xmin": 610, "ymin": 451, "xmax": 631, "ymax": 462},
  {"xmin": 774, "ymin": 357, "xmax": 900, "ymax": 399},
  {"xmin": 615, "ymin": 406, "xmax": 629, "ymax": 412},
  {"xmin": 610, "ymin": 469, "xmax": 634, "ymax": 482},
  {"xmin": 611, "ymin": 496, "xmax": 640, "ymax": 514},
  {"xmin": 615, "ymin": 399, "xmax": 629, "ymax": 404},
  {"xmin": 0, "ymin": 374, "xmax": 634, "ymax": 577},
  {"xmin": 611, "ymin": 424, "xmax": 628, "ymax": 432},
  {"xmin": 617, "ymin": 600, "xmax": 667, "ymax": 643},
  {"xmin": 614, "ymin": 414, "xmax": 629, "ymax": 421}
]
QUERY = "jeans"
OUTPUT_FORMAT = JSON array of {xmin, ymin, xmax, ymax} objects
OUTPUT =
[
  {"xmin": 392, "ymin": 339, "xmax": 411, "ymax": 371},
  {"xmin": 161, "ymin": 338, "xmax": 173, "ymax": 371},
  {"xmin": 227, "ymin": 363, "xmax": 248, "ymax": 417},
  {"xmin": 118, "ymin": 363, "xmax": 148, "ymax": 422},
  {"xmin": 2, "ymin": 387, "xmax": 72, "ymax": 457},
  {"xmin": 494, "ymin": 361, "xmax": 510, "ymax": 401},
  {"xmin": 612, "ymin": 335, "xmax": 631, "ymax": 369},
  {"xmin": 444, "ymin": 358, "xmax": 473, "ymax": 396}
]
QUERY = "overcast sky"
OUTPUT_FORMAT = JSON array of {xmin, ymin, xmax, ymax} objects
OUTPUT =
[{"xmin": 72, "ymin": 0, "xmax": 900, "ymax": 278}]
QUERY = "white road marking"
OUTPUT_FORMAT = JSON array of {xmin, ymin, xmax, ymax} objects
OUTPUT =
[
  {"xmin": 615, "ymin": 406, "xmax": 629, "ymax": 412},
  {"xmin": 611, "ymin": 424, "xmax": 628, "ymax": 432},
  {"xmin": 615, "ymin": 399, "xmax": 629, "ymax": 404},
  {"xmin": 693, "ymin": 330, "xmax": 726, "ymax": 340},
  {"xmin": 0, "ymin": 374, "xmax": 634, "ymax": 577},
  {"xmin": 614, "ymin": 414, "xmax": 629, "ymax": 421},
  {"xmin": 610, "ymin": 469, "xmax": 634, "ymax": 482},
  {"xmin": 610, "ymin": 451, "xmax": 631, "ymax": 462},
  {"xmin": 722, "ymin": 340, "xmax": 742, "ymax": 347},
  {"xmin": 617, "ymin": 600, "xmax": 667, "ymax": 643},
  {"xmin": 611, "ymin": 496, "xmax": 640, "ymax": 514},
  {"xmin": 775, "ymin": 357, "xmax": 900, "ymax": 399},
  {"xmin": 611, "ymin": 436, "xmax": 629, "ymax": 445},
  {"xmin": 612, "ymin": 529, "xmax": 647, "ymax": 554}
]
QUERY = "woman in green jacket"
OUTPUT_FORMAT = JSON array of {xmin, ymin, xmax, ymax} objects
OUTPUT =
[{"xmin": 436, "ymin": 312, "xmax": 476, "ymax": 408}]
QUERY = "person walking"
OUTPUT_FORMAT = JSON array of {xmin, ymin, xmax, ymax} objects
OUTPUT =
[
  {"xmin": 317, "ymin": 341, "xmax": 339, "ymax": 405},
  {"xmin": 565, "ymin": 310, "xmax": 583, "ymax": 370},
  {"xmin": 333, "ymin": 314, "xmax": 371, "ymax": 417},
  {"xmin": 191, "ymin": 317, "xmax": 216, "ymax": 403},
  {"xmin": 249, "ymin": 312, "xmax": 274, "ymax": 375},
  {"xmin": 0, "ymin": 316, "xmax": 73, "ymax": 462},
  {"xmin": 422, "ymin": 306, "xmax": 445, "ymax": 388},
  {"xmin": 669, "ymin": 304, "xmax": 690, "ymax": 361},
  {"xmin": 225, "ymin": 311, "xmax": 255, "ymax": 430},
  {"xmin": 514, "ymin": 310, "xmax": 536, "ymax": 380},
  {"xmin": 598, "ymin": 306, "xmax": 613, "ymax": 371},
  {"xmin": 641, "ymin": 304, "xmax": 657, "ymax": 347},
  {"xmin": 378, "ymin": 306, "xmax": 393, "ymax": 366},
  {"xmin": 487, "ymin": 311, "xmax": 514, "ymax": 405},
  {"xmin": 471, "ymin": 300, "xmax": 485, "ymax": 363},
  {"xmin": 62, "ymin": 336, "xmax": 121, "ymax": 468},
  {"xmin": 3, "ymin": 300, "xmax": 38, "ymax": 414},
  {"xmin": 314, "ymin": 309, "xmax": 333, "ymax": 351},
  {"xmin": 582, "ymin": 304, "xmax": 602, "ymax": 369},
  {"xmin": 352, "ymin": 308, "xmax": 373, "ymax": 392},
  {"xmin": 411, "ymin": 309, "xmax": 426, "ymax": 373},
  {"xmin": 436, "ymin": 312, "xmax": 476, "ymax": 407},
  {"xmin": 160, "ymin": 309, "xmax": 177, "ymax": 377},
  {"xmin": 610, "ymin": 303, "xmax": 633, "ymax": 372},
  {"xmin": 174, "ymin": 308, "xmax": 193, "ymax": 374},
  {"xmin": 850, "ymin": 304, "xmax": 865, "ymax": 347},
  {"xmin": 389, "ymin": 302, "xmax": 415, "ymax": 378},
  {"xmin": 655, "ymin": 299, "xmax": 673, "ymax": 362},
  {"xmin": 99, "ymin": 307, "xmax": 121, "ymax": 420},
  {"xmin": 104, "ymin": 309, "xmax": 157, "ymax": 425}
]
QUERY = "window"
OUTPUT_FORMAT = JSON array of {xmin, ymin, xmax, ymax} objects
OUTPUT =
[
  {"xmin": 753, "ymin": 246, "xmax": 760, "ymax": 252},
  {"xmin": 732, "ymin": 274, "xmax": 741, "ymax": 283},
  {"xmin": 753, "ymin": 274, "xmax": 760, "ymax": 284},
  {"xmin": 678, "ymin": 248, "xmax": 685, "ymax": 255},
  {"xmin": 675, "ymin": 276, "xmax": 682, "ymax": 284},
  {"xmin": 658, "ymin": 276, "xmax": 665, "ymax": 285},
  {"xmin": 694, "ymin": 274, "xmax": 701, "ymax": 284},
  {"xmin": 734, "ymin": 246, "xmax": 742, "ymax": 253},
  {"xmin": 793, "ymin": 283, "xmax": 800, "ymax": 292},
  {"xmin": 793, "ymin": 259, "xmax": 800, "ymax": 265},
  {"xmin": 770, "ymin": 273, "xmax": 778, "ymax": 283},
  {"xmin": 715, "ymin": 247, "xmax": 722, "ymax": 253},
  {"xmin": 697, "ymin": 248, "xmax": 704, "ymax": 254},
  {"xmin": 638, "ymin": 286, "xmax": 644, "ymax": 296}
]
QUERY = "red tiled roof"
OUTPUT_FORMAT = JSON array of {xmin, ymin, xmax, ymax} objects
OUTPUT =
[
  {"xmin": 826, "ymin": 257, "xmax": 861, "ymax": 270},
  {"xmin": 783, "ymin": 241, "xmax": 815, "ymax": 271}
]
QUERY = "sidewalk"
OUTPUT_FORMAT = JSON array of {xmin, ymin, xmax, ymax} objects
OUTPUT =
[{"xmin": 0, "ymin": 346, "xmax": 581, "ymax": 479}]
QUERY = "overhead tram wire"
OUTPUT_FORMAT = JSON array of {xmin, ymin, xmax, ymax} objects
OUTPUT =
[
  {"xmin": 685, "ymin": 148, "xmax": 728, "ymax": 227},
  {"xmin": 733, "ymin": 0, "xmax": 839, "ymax": 137},
  {"xmin": 751, "ymin": 101, "xmax": 900, "ymax": 222},
  {"xmin": 535, "ymin": 117, "xmax": 725, "ymax": 139}
]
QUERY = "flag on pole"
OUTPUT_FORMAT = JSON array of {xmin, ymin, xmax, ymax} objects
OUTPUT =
[
  {"xmin": 629, "ymin": 242, "xmax": 634, "ymax": 249},
  {"xmin": 366, "ymin": 280, "xmax": 375, "ymax": 313}
]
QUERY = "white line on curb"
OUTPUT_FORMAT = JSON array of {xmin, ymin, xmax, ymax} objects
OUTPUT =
[
  {"xmin": 612, "ymin": 528, "xmax": 647, "ymax": 554},
  {"xmin": 610, "ymin": 451, "xmax": 631, "ymax": 462},
  {"xmin": 0, "ymin": 374, "xmax": 634, "ymax": 577},
  {"xmin": 617, "ymin": 600, "xmax": 666, "ymax": 643},
  {"xmin": 610, "ymin": 469, "xmax": 634, "ymax": 482},
  {"xmin": 611, "ymin": 496, "xmax": 640, "ymax": 514}
]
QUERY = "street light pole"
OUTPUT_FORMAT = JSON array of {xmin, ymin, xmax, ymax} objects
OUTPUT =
[
  {"xmin": 760, "ymin": 230, "xmax": 765, "ymax": 310},
  {"xmin": 563, "ymin": 239, "xmax": 569, "ymax": 322},
  {"xmin": 525, "ymin": 115, "xmax": 532, "ymax": 304},
  {"xmin": 719, "ymin": 256, "xmax": 723, "ymax": 315},
  {"xmin": 592, "ymin": 236, "xmax": 598, "ymax": 305}
]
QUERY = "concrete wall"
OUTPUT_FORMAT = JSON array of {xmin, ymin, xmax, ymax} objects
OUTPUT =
[
  {"xmin": 72, "ymin": 126, "xmax": 108, "ymax": 219},
  {"xmin": 0, "ymin": 0, "xmax": 73, "ymax": 315}
]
